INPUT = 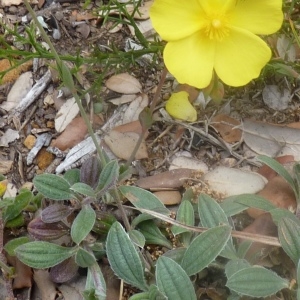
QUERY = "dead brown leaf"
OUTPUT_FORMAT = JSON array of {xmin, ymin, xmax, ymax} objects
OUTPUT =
[
  {"xmin": 136, "ymin": 168, "xmax": 193, "ymax": 190},
  {"xmin": 104, "ymin": 130, "xmax": 148, "ymax": 160},
  {"xmin": 153, "ymin": 190, "xmax": 182, "ymax": 205},
  {"xmin": 0, "ymin": 59, "xmax": 32, "ymax": 84},
  {"xmin": 105, "ymin": 73, "xmax": 142, "ymax": 94},
  {"xmin": 211, "ymin": 114, "xmax": 242, "ymax": 143},
  {"xmin": 34, "ymin": 269, "xmax": 57, "ymax": 300},
  {"xmin": 52, "ymin": 116, "xmax": 102, "ymax": 151},
  {"xmin": 243, "ymin": 119, "xmax": 300, "ymax": 160},
  {"xmin": 241, "ymin": 213, "xmax": 278, "ymax": 266},
  {"xmin": 6, "ymin": 255, "xmax": 32, "ymax": 289}
]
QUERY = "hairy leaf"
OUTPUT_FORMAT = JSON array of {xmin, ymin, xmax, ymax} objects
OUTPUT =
[
  {"xmin": 15, "ymin": 241, "xmax": 76, "ymax": 268},
  {"xmin": 226, "ymin": 266, "xmax": 289, "ymax": 297},
  {"xmin": 106, "ymin": 222, "xmax": 148, "ymax": 291},
  {"xmin": 181, "ymin": 225, "xmax": 231, "ymax": 276},
  {"xmin": 71, "ymin": 204, "xmax": 96, "ymax": 244},
  {"xmin": 33, "ymin": 174, "xmax": 72, "ymax": 200},
  {"xmin": 156, "ymin": 256, "xmax": 196, "ymax": 300}
]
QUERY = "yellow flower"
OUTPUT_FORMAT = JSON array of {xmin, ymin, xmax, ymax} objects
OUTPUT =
[
  {"xmin": 150, "ymin": 0, "xmax": 283, "ymax": 88},
  {"xmin": 166, "ymin": 91, "xmax": 197, "ymax": 122}
]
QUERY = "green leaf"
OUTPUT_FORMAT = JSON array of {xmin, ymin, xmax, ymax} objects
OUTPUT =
[
  {"xmin": 15, "ymin": 241, "xmax": 76, "ymax": 268},
  {"xmin": 278, "ymin": 217, "xmax": 300, "ymax": 264},
  {"xmin": 270, "ymin": 208, "xmax": 300, "ymax": 226},
  {"xmin": 131, "ymin": 213, "xmax": 154, "ymax": 228},
  {"xmin": 258, "ymin": 155, "xmax": 297, "ymax": 197},
  {"xmin": 198, "ymin": 194, "xmax": 237, "ymax": 259},
  {"xmin": 96, "ymin": 160, "xmax": 119, "ymax": 193},
  {"xmin": 294, "ymin": 163, "xmax": 300, "ymax": 188},
  {"xmin": 181, "ymin": 225, "xmax": 231, "ymax": 276},
  {"xmin": 226, "ymin": 266, "xmax": 289, "ymax": 297},
  {"xmin": 129, "ymin": 229, "xmax": 146, "ymax": 248},
  {"xmin": 137, "ymin": 220, "xmax": 172, "ymax": 249},
  {"xmin": 5, "ymin": 214, "xmax": 25, "ymax": 228},
  {"xmin": 237, "ymin": 241, "xmax": 252, "ymax": 259},
  {"xmin": 225, "ymin": 259, "xmax": 251, "ymax": 279},
  {"xmin": 84, "ymin": 263, "xmax": 106, "ymax": 299},
  {"xmin": 181, "ymin": 188, "xmax": 194, "ymax": 202},
  {"xmin": 119, "ymin": 186, "xmax": 170, "ymax": 215},
  {"xmin": 235, "ymin": 194, "xmax": 276, "ymax": 212},
  {"xmin": 71, "ymin": 182, "xmax": 95, "ymax": 198},
  {"xmin": 297, "ymin": 260, "xmax": 300, "ymax": 300},
  {"xmin": 3, "ymin": 190, "xmax": 32, "ymax": 223},
  {"xmin": 220, "ymin": 195, "xmax": 248, "ymax": 217},
  {"xmin": 57, "ymin": 61, "xmax": 75, "ymax": 92},
  {"xmin": 64, "ymin": 168, "xmax": 80, "ymax": 185},
  {"xmin": 71, "ymin": 204, "xmax": 96, "ymax": 244},
  {"xmin": 106, "ymin": 222, "xmax": 148, "ymax": 291},
  {"xmin": 33, "ymin": 174, "xmax": 72, "ymax": 200},
  {"xmin": 198, "ymin": 194, "xmax": 228, "ymax": 226},
  {"xmin": 148, "ymin": 284, "xmax": 168, "ymax": 300},
  {"xmin": 163, "ymin": 248, "xmax": 186, "ymax": 265},
  {"xmin": 75, "ymin": 248, "xmax": 96, "ymax": 268},
  {"xmin": 171, "ymin": 200, "xmax": 194, "ymax": 236},
  {"xmin": 129, "ymin": 292, "xmax": 150, "ymax": 300},
  {"xmin": 156, "ymin": 256, "xmax": 196, "ymax": 300},
  {"xmin": 4, "ymin": 237, "xmax": 30, "ymax": 256}
]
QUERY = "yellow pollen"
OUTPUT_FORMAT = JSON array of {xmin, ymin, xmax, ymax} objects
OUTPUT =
[
  {"xmin": 204, "ymin": 15, "xmax": 229, "ymax": 41},
  {"xmin": 212, "ymin": 19, "xmax": 222, "ymax": 28}
]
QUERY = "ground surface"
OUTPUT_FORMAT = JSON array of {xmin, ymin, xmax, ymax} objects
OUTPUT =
[{"xmin": 1, "ymin": 0, "xmax": 300, "ymax": 299}]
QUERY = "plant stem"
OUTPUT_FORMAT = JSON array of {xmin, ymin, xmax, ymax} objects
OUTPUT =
[
  {"xmin": 23, "ymin": 0, "xmax": 107, "ymax": 166},
  {"xmin": 125, "ymin": 67, "xmax": 168, "ymax": 167},
  {"xmin": 112, "ymin": 188, "xmax": 131, "ymax": 231}
]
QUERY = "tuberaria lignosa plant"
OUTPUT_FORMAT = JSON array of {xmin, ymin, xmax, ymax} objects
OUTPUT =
[{"xmin": 150, "ymin": 0, "xmax": 283, "ymax": 88}]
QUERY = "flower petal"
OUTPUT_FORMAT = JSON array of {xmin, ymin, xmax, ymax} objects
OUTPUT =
[
  {"xmin": 166, "ymin": 91, "xmax": 197, "ymax": 122},
  {"xmin": 198, "ymin": 0, "xmax": 235, "ymax": 15},
  {"xmin": 229, "ymin": 0, "xmax": 283, "ymax": 34},
  {"xmin": 214, "ymin": 28, "xmax": 271, "ymax": 87},
  {"xmin": 164, "ymin": 32, "xmax": 215, "ymax": 88},
  {"xmin": 150, "ymin": 0, "xmax": 206, "ymax": 41}
]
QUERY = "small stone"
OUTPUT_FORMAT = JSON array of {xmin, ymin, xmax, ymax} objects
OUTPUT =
[
  {"xmin": 153, "ymin": 191, "xmax": 182, "ymax": 206},
  {"xmin": 46, "ymin": 121, "xmax": 55, "ymax": 128},
  {"xmin": 136, "ymin": 169, "xmax": 193, "ymax": 190},
  {"xmin": 169, "ymin": 156, "xmax": 208, "ymax": 173},
  {"xmin": 37, "ymin": 148, "xmax": 54, "ymax": 171},
  {"xmin": 23, "ymin": 135, "xmax": 36, "ymax": 149}
]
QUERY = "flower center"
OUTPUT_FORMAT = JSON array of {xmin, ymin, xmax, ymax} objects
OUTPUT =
[{"xmin": 204, "ymin": 15, "xmax": 229, "ymax": 41}]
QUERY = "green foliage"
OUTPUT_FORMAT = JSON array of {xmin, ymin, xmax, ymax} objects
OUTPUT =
[
  {"xmin": 33, "ymin": 174, "xmax": 72, "ymax": 200},
  {"xmin": 181, "ymin": 225, "xmax": 231, "ymax": 276},
  {"xmin": 119, "ymin": 185, "xmax": 170, "ymax": 214},
  {"xmin": 2, "ymin": 0, "xmax": 300, "ymax": 298},
  {"xmin": 156, "ymin": 256, "xmax": 196, "ymax": 300},
  {"xmin": 71, "ymin": 204, "xmax": 96, "ymax": 244},
  {"xmin": 15, "ymin": 241, "xmax": 77, "ymax": 269},
  {"xmin": 137, "ymin": 220, "xmax": 172, "ymax": 249},
  {"xmin": 278, "ymin": 217, "xmax": 300, "ymax": 265},
  {"xmin": 226, "ymin": 266, "xmax": 289, "ymax": 297},
  {"xmin": 106, "ymin": 222, "xmax": 148, "ymax": 291}
]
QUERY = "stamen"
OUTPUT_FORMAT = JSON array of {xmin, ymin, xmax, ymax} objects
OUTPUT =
[{"xmin": 204, "ymin": 15, "xmax": 229, "ymax": 41}]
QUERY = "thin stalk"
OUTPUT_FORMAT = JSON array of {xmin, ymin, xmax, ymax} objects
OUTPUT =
[
  {"xmin": 112, "ymin": 188, "xmax": 131, "ymax": 231},
  {"xmin": 125, "ymin": 67, "xmax": 168, "ymax": 167},
  {"xmin": 23, "ymin": 0, "xmax": 107, "ymax": 166}
]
